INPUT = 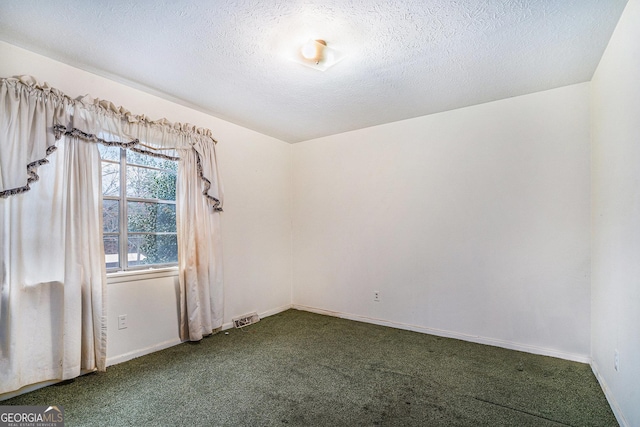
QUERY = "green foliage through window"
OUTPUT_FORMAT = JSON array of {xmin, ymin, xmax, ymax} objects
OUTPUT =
[{"xmin": 100, "ymin": 145, "xmax": 178, "ymax": 270}]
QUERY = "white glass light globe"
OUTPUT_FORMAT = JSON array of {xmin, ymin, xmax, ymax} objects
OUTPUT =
[{"xmin": 301, "ymin": 41, "xmax": 318, "ymax": 60}]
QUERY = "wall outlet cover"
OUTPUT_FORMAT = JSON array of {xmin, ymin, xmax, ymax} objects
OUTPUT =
[{"xmin": 118, "ymin": 314, "xmax": 127, "ymax": 330}]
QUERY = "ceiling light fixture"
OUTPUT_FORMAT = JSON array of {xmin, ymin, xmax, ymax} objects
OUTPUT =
[
  {"xmin": 301, "ymin": 39, "xmax": 327, "ymax": 63},
  {"xmin": 294, "ymin": 39, "xmax": 344, "ymax": 71}
]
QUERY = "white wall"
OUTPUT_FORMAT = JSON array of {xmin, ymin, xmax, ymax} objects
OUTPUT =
[
  {"xmin": 0, "ymin": 41, "xmax": 293, "ymax": 363},
  {"xmin": 591, "ymin": 0, "xmax": 640, "ymax": 425},
  {"xmin": 293, "ymin": 83, "xmax": 591, "ymax": 361},
  {"xmin": 6, "ymin": 24, "xmax": 637, "ymax": 423},
  {"xmin": 106, "ymin": 270, "xmax": 182, "ymax": 364}
]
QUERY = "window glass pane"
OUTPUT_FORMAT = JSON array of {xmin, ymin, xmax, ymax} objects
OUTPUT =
[
  {"xmin": 127, "ymin": 202, "xmax": 176, "ymax": 233},
  {"xmin": 127, "ymin": 151, "xmax": 177, "ymax": 172},
  {"xmin": 101, "ymin": 162, "xmax": 120, "ymax": 196},
  {"xmin": 126, "ymin": 165, "xmax": 176, "ymax": 201},
  {"xmin": 98, "ymin": 145, "xmax": 120, "ymax": 162},
  {"xmin": 103, "ymin": 200, "xmax": 119, "ymax": 233},
  {"xmin": 128, "ymin": 234, "xmax": 178, "ymax": 266},
  {"xmin": 104, "ymin": 235, "xmax": 120, "ymax": 269},
  {"xmin": 99, "ymin": 143, "xmax": 180, "ymax": 271}
]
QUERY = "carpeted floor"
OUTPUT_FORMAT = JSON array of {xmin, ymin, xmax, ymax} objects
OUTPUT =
[{"xmin": 4, "ymin": 309, "xmax": 617, "ymax": 426}]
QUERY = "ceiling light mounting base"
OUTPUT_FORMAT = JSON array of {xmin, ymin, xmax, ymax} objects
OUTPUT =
[{"xmin": 295, "ymin": 39, "xmax": 344, "ymax": 71}]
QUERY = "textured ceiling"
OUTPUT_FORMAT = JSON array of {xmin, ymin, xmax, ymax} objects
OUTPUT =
[{"xmin": 0, "ymin": 0, "xmax": 628, "ymax": 143}]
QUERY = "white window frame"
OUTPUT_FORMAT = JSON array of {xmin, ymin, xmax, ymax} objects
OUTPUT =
[{"xmin": 101, "ymin": 147, "xmax": 178, "ymax": 273}]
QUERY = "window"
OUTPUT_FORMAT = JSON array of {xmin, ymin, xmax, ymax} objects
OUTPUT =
[{"xmin": 100, "ymin": 146, "xmax": 178, "ymax": 271}]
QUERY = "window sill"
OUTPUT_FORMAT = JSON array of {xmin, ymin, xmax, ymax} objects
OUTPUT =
[{"xmin": 107, "ymin": 266, "xmax": 179, "ymax": 284}]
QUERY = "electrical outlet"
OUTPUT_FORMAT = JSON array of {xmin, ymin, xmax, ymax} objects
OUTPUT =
[
  {"xmin": 374, "ymin": 291, "xmax": 380, "ymax": 302},
  {"xmin": 118, "ymin": 314, "xmax": 128, "ymax": 330},
  {"xmin": 614, "ymin": 350, "xmax": 619, "ymax": 372}
]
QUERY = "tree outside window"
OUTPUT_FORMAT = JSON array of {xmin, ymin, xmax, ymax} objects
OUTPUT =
[{"xmin": 100, "ymin": 145, "xmax": 178, "ymax": 271}]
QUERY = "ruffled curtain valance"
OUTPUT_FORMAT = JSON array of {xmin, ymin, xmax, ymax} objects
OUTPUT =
[
  {"xmin": 0, "ymin": 75, "xmax": 222, "ymax": 211},
  {"xmin": 0, "ymin": 76, "xmax": 68, "ymax": 197},
  {"xmin": 1, "ymin": 75, "xmax": 226, "ymax": 395}
]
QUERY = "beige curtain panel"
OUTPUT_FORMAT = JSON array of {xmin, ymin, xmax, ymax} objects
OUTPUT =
[
  {"xmin": 0, "ymin": 76, "xmax": 224, "ymax": 395},
  {"xmin": 0, "ymin": 135, "xmax": 106, "ymax": 395}
]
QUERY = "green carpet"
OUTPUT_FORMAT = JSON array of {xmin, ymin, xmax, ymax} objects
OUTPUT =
[{"xmin": 4, "ymin": 309, "xmax": 617, "ymax": 426}]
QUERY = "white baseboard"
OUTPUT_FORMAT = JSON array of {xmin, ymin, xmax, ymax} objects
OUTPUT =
[
  {"xmin": 293, "ymin": 304, "xmax": 590, "ymax": 364},
  {"xmin": 106, "ymin": 338, "xmax": 182, "ymax": 366},
  {"xmin": 591, "ymin": 361, "xmax": 629, "ymax": 427},
  {"xmin": 4, "ymin": 304, "xmax": 295, "ymax": 400},
  {"xmin": 0, "ymin": 369, "xmax": 95, "ymax": 401},
  {"xmin": 1, "ymin": 379, "xmax": 61, "ymax": 401},
  {"xmin": 107, "ymin": 304, "xmax": 294, "ymax": 366}
]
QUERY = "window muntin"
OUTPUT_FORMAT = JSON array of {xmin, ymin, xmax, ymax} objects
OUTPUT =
[{"xmin": 100, "ymin": 145, "xmax": 177, "ymax": 271}]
